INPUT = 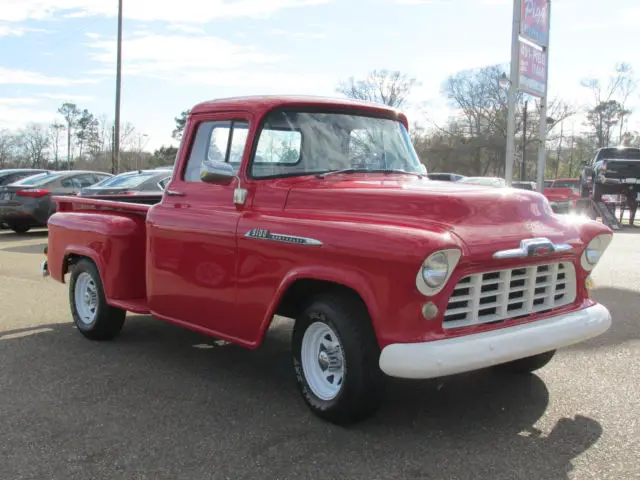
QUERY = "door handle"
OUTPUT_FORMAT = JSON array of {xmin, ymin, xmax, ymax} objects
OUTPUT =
[{"xmin": 165, "ymin": 189, "xmax": 185, "ymax": 196}]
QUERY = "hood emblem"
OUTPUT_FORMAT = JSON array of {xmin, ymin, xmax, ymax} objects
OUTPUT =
[
  {"xmin": 245, "ymin": 228, "xmax": 323, "ymax": 246},
  {"xmin": 493, "ymin": 237, "xmax": 572, "ymax": 259}
]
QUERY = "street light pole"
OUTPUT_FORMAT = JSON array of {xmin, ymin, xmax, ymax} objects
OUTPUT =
[
  {"xmin": 113, "ymin": 0, "xmax": 123, "ymax": 175},
  {"xmin": 536, "ymin": 1, "xmax": 552, "ymax": 193},
  {"xmin": 504, "ymin": 0, "xmax": 522, "ymax": 187},
  {"xmin": 521, "ymin": 99, "xmax": 528, "ymax": 181}
]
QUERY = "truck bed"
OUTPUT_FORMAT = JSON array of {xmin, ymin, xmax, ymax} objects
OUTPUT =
[{"xmin": 47, "ymin": 195, "xmax": 151, "ymax": 310}]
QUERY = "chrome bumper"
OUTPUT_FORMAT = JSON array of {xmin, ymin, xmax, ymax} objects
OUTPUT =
[{"xmin": 379, "ymin": 303, "xmax": 611, "ymax": 379}]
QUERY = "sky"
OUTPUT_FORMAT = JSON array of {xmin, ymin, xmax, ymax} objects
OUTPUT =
[{"xmin": 0, "ymin": 0, "xmax": 639, "ymax": 152}]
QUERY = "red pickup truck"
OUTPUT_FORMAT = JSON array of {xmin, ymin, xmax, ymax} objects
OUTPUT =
[{"xmin": 41, "ymin": 95, "xmax": 614, "ymax": 425}]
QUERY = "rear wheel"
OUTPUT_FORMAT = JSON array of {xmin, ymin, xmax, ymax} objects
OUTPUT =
[
  {"xmin": 291, "ymin": 293, "xmax": 383, "ymax": 425},
  {"xmin": 10, "ymin": 223, "xmax": 30, "ymax": 234},
  {"xmin": 69, "ymin": 258, "xmax": 126, "ymax": 341},
  {"xmin": 494, "ymin": 350, "xmax": 556, "ymax": 374}
]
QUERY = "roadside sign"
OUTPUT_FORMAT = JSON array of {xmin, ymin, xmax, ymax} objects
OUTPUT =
[
  {"xmin": 518, "ymin": 41, "xmax": 547, "ymax": 97},
  {"xmin": 520, "ymin": 0, "xmax": 549, "ymax": 47}
]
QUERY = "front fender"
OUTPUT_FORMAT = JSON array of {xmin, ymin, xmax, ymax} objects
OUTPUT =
[{"xmin": 258, "ymin": 265, "xmax": 381, "ymax": 340}]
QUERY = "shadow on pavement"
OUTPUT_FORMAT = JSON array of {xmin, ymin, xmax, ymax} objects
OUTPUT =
[
  {"xmin": 0, "ymin": 316, "xmax": 602, "ymax": 480},
  {"xmin": 1, "ymin": 241, "xmax": 48, "ymax": 254},
  {"xmin": 0, "ymin": 229, "xmax": 48, "ymax": 243},
  {"xmin": 567, "ymin": 286, "xmax": 640, "ymax": 351}
]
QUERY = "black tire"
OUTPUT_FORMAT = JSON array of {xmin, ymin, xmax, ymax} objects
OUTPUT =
[
  {"xmin": 69, "ymin": 258, "xmax": 126, "ymax": 341},
  {"xmin": 10, "ymin": 223, "xmax": 30, "ymax": 234},
  {"xmin": 494, "ymin": 350, "xmax": 556, "ymax": 374},
  {"xmin": 292, "ymin": 293, "xmax": 383, "ymax": 425}
]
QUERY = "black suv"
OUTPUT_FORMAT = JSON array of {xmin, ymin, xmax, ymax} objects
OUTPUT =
[{"xmin": 579, "ymin": 146, "xmax": 640, "ymax": 201}]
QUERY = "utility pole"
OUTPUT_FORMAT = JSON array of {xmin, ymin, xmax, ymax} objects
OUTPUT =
[
  {"xmin": 521, "ymin": 99, "xmax": 528, "ymax": 181},
  {"xmin": 113, "ymin": 0, "xmax": 123, "ymax": 175},
  {"xmin": 504, "ymin": 0, "xmax": 522, "ymax": 187}
]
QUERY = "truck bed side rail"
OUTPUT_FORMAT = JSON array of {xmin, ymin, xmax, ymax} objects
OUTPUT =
[{"xmin": 52, "ymin": 195, "xmax": 151, "ymax": 215}]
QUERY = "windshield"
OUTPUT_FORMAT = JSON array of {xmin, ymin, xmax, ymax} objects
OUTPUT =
[
  {"xmin": 10, "ymin": 172, "xmax": 64, "ymax": 186},
  {"xmin": 90, "ymin": 171, "xmax": 158, "ymax": 189},
  {"xmin": 552, "ymin": 180, "xmax": 578, "ymax": 189},
  {"xmin": 596, "ymin": 148, "xmax": 640, "ymax": 161},
  {"xmin": 249, "ymin": 110, "xmax": 423, "ymax": 178},
  {"xmin": 459, "ymin": 177, "xmax": 506, "ymax": 187}
]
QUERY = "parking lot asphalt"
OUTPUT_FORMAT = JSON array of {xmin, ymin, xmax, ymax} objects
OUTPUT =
[{"xmin": 0, "ymin": 227, "xmax": 639, "ymax": 480}]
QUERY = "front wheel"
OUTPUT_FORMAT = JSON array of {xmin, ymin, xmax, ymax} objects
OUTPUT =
[
  {"xmin": 494, "ymin": 350, "xmax": 556, "ymax": 374},
  {"xmin": 292, "ymin": 293, "xmax": 383, "ymax": 425},
  {"xmin": 10, "ymin": 223, "xmax": 30, "ymax": 234},
  {"xmin": 69, "ymin": 258, "xmax": 126, "ymax": 341}
]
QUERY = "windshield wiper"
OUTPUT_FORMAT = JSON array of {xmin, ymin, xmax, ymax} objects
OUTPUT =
[
  {"xmin": 316, "ymin": 168, "xmax": 371, "ymax": 178},
  {"xmin": 316, "ymin": 168, "xmax": 423, "ymax": 179}
]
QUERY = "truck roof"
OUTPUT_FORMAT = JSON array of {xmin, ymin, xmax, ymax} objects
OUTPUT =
[{"xmin": 189, "ymin": 95, "xmax": 409, "ymax": 127}]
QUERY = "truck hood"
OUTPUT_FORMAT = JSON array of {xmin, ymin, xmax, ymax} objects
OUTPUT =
[{"xmin": 285, "ymin": 176, "xmax": 583, "ymax": 257}]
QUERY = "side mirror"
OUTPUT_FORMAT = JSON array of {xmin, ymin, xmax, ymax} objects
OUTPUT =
[{"xmin": 200, "ymin": 160, "xmax": 235, "ymax": 184}]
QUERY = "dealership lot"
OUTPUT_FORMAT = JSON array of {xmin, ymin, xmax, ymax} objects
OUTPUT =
[{"xmin": 0, "ymin": 228, "xmax": 639, "ymax": 480}]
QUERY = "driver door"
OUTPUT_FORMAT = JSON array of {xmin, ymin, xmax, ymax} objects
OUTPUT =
[{"xmin": 146, "ymin": 114, "xmax": 251, "ymax": 338}]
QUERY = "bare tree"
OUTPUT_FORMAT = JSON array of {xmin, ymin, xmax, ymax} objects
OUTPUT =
[
  {"xmin": 19, "ymin": 123, "xmax": 51, "ymax": 169},
  {"xmin": 57, "ymin": 102, "xmax": 80, "ymax": 168},
  {"xmin": 49, "ymin": 123, "xmax": 65, "ymax": 170},
  {"xmin": 0, "ymin": 129, "xmax": 16, "ymax": 169},
  {"xmin": 580, "ymin": 63, "xmax": 637, "ymax": 147},
  {"xmin": 336, "ymin": 69, "xmax": 419, "ymax": 108}
]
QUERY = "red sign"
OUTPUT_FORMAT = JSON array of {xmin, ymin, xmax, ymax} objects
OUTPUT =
[
  {"xmin": 518, "ymin": 41, "xmax": 546, "ymax": 97},
  {"xmin": 520, "ymin": 0, "xmax": 549, "ymax": 47}
]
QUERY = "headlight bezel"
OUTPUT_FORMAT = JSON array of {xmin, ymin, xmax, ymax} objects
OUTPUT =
[
  {"xmin": 580, "ymin": 233, "xmax": 613, "ymax": 271},
  {"xmin": 416, "ymin": 248, "xmax": 462, "ymax": 296}
]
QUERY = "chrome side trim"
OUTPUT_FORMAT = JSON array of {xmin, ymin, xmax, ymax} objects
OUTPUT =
[
  {"xmin": 244, "ymin": 228, "xmax": 322, "ymax": 246},
  {"xmin": 493, "ymin": 237, "xmax": 573, "ymax": 259}
]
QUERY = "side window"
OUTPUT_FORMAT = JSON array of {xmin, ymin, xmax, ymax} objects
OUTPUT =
[
  {"xmin": 61, "ymin": 177, "xmax": 81, "ymax": 188},
  {"xmin": 183, "ymin": 120, "xmax": 250, "ymax": 182},
  {"xmin": 254, "ymin": 129, "xmax": 301, "ymax": 164}
]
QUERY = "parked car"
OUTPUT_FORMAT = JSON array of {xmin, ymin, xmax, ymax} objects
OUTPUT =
[
  {"xmin": 579, "ymin": 146, "xmax": 640, "ymax": 201},
  {"xmin": 41, "ymin": 95, "xmax": 613, "ymax": 425},
  {"xmin": 427, "ymin": 172, "xmax": 466, "ymax": 182},
  {"xmin": 0, "ymin": 168, "xmax": 50, "ymax": 186},
  {"xmin": 458, "ymin": 176, "xmax": 507, "ymax": 188},
  {"xmin": 543, "ymin": 178, "xmax": 582, "ymax": 214},
  {"xmin": 0, "ymin": 170, "xmax": 112, "ymax": 233},
  {"xmin": 511, "ymin": 181, "xmax": 537, "ymax": 191},
  {"xmin": 0, "ymin": 169, "xmax": 50, "ymax": 228},
  {"xmin": 79, "ymin": 168, "xmax": 172, "ymax": 204}
]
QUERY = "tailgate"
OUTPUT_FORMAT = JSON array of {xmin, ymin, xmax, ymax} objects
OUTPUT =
[{"xmin": 606, "ymin": 160, "xmax": 640, "ymax": 180}]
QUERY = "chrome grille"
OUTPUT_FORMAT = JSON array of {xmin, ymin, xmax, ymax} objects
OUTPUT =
[{"xmin": 443, "ymin": 262, "xmax": 576, "ymax": 329}]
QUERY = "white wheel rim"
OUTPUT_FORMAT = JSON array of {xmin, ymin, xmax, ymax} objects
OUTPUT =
[
  {"xmin": 301, "ymin": 321, "xmax": 345, "ymax": 401},
  {"xmin": 74, "ymin": 272, "xmax": 99, "ymax": 325}
]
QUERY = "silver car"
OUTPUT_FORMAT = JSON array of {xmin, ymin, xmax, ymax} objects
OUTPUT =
[{"xmin": 0, "ymin": 170, "xmax": 112, "ymax": 233}]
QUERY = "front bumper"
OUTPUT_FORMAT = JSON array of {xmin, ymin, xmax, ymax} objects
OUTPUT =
[{"xmin": 379, "ymin": 303, "xmax": 611, "ymax": 379}]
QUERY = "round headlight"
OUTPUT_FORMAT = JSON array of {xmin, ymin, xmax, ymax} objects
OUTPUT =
[
  {"xmin": 581, "ymin": 233, "xmax": 613, "ymax": 271},
  {"xmin": 422, "ymin": 252, "xmax": 449, "ymax": 287}
]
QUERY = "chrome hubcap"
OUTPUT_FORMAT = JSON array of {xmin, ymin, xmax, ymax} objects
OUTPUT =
[
  {"xmin": 74, "ymin": 272, "xmax": 98, "ymax": 325},
  {"xmin": 301, "ymin": 321, "xmax": 345, "ymax": 401}
]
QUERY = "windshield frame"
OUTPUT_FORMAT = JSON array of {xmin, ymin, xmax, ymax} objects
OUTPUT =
[{"xmin": 245, "ymin": 107, "xmax": 423, "ymax": 181}]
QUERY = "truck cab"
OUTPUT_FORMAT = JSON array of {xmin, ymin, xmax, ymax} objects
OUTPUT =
[{"xmin": 43, "ymin": 95, "xmax": 614, "ymax": 425}]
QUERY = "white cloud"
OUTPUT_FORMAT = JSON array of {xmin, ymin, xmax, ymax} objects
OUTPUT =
[
  {"xmin": 0, "ymin": 97, "xmax": 41, "ymax": 105},
  {"xmin": 0, "ymin": 23, "xmax": 48, "ymax": 36},
  {"xmin": 85, "ymin": 32, "xmax": 100, "ymax": 38},
  {"xmin": 0, "ymin": 0, "xmax": 331, "ymax": 23},
  {"xmin": 269, "ymin": 28, "xmax": 325, "ymax": 39},
  {"xmin": 86, "ymin": 33, "xmax": 287, "ymax": 76},
  {"xmin": 37, "ymin": 93, "xmax": 94, "ymax": 102},
  {"xmin": 0, "ymin": 104, "xmax": 58, "ymax": 130},
  {"xmin": 167, "ymin": 24, "xmax": 206, "ymax": 35},
  {"xmin": 395, "ymin": 0, "xmax": 449, "ymax": 4},
  {"xmin": 0, "ymin": 67, "xmax": 103, "ymax": 86}
]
